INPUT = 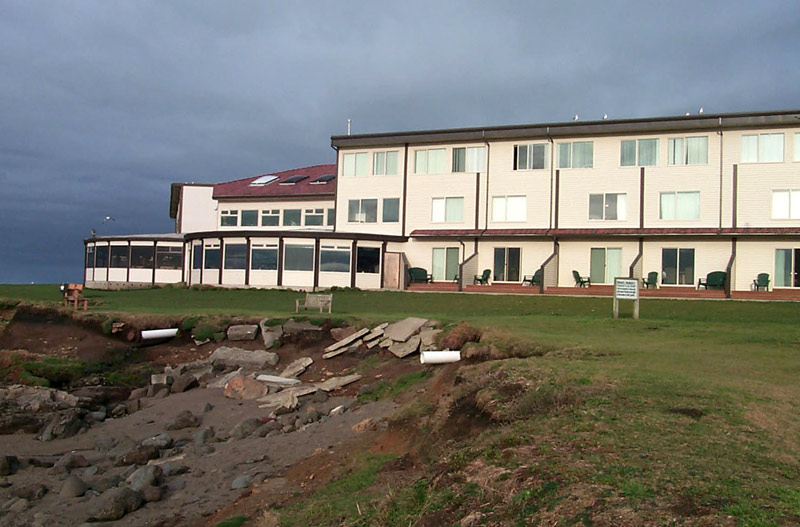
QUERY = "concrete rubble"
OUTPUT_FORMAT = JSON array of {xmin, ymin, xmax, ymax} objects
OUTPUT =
[
  {"xmin": 209, "ymin": 347, "xmax": 279, "ymax": 370},
  {"xmin": 383, "ymin": 317, "xmax": 428, "ymax": 342},
  {"xmin": 279, "ymin": 357, "xmax": 313, "ymax": 378},
  {"xmin": 226, "ymin": 324, "xmax": 259, "ymax": 341}
]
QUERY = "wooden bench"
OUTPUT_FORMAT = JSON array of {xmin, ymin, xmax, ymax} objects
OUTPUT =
[
  {"xmin": 62, "ymin": 283, "xmax": 88, "ymax": 311},
  {"xmin": 295, "ymin": 293, "xmax": 332, "ymax": 314}
]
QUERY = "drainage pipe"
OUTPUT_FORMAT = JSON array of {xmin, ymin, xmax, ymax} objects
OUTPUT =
[
  {"xmin": 420, "ymin": 351, "xmax": 461, "ymax": 364},
  {"xmin": 140, "ymin": 328, "xmax": 179, "ymax": 340}
]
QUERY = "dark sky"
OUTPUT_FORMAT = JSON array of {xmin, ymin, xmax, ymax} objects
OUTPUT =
[{"xmin": 1, "ymin": 1, "xmax": 798, "ymax": 283}]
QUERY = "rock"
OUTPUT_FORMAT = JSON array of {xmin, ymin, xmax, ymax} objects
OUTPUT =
[
  {"xmin": 4, "ymin": 497, "xmax": 29, "ymax": 513},
  {"xmin": 352, "ymin": 418, "xmax": 376, "ymax": 433},
  {"xmin": 230, "ymin": 474, "xmax": 253, "ymax": 489},
  {"xmin": 111, "ymin": 404, "xmax": 127, "ymax": 417},
  {"xmin": 310, "ymin": 389, "xmax": 328, "ymax": 403},
  {"xmin": 141, "ymin": 433, "xmax": 173, "ymax": 449},
  {"xmin": 230, "ymin": 418, "xmax": 263, "ymax": 440},
  {"xmin": 0, "ymin": 455, "xmax": 19, "ymax": 476},
  {"xmin": 389, "ymin": 335, "xmax": 421, "ymax": 358},
  {"xmin": 89, "ymin": 475, "xmax": 123, "ymax": 493},
  {"xmin": 255, "ymin": 374, "xmax": 301, "ymax": 387},
  {"xmin": 125, "ymin": 398, "xmax": 141, "ymax": 414},
  {"xmin": 323, "ymin": 328, "xmax": 369, "ymax": 357},
  {"xmin": 94, "ymin": 437, "xmax": 117, "ymax": 452},
  {"xmin": 82, "ymin": 465, "xmax": 100, "ymax": 478},
  {"xmin": 171, "ymin": 373, "xmax": 199, "ymax": 393},
  {"xmin": 419, "ymin": 328, "xmax": 443, "ymax": 350},
  {"xmin": 301, "ymin": 407, "xmax": 321, "ymax": 424},
  {"xmin": 316, "ymin": 374, "xmax": 363, "ymax": 392},
  {"xmin": 207, "ymin": 368, "xmax": 243, "ymax": 389},
  {"xmin": 224, "ymin": 375, "xmax": 268, "ymax": 400},
  {"xmin": 329, "ymin": 405, "xmax": 346, "ymax": 416},
  {"xmin": 257, "ymin": 386, "xmax": 317, "ymax": 412},
  {"xmin": 358, "ymin": 383, "xmax": 379, "ymax": 396},
  {"xmin": 259, "ymin": 318, "xmax": 284, "ymax": 347},
  {"xmin": 282, "ymin": 319, "xmax": 322, "ymax": 334},
  {"xmin": 227, "ymin": 324, "xmax": 259, "ymax": 341},
  {"xmin": 154, "ymin": 388, "xmax": 170, "ymax": 399},
  {"xmin": 128, "ymin": 387, "xmax": 147, "ymax": 400},
  {"xmin": 50, "ymin": 453, "xmax": 89, "ymax": 474},
  {"xmin": 87, "ymin": 487, "xmax": 142, "ymax": 522},
  {"xmin": 362, "ymin": 325, "xmax": 386, "ymax": 343},
  {"xmin": 27, "ymin": 456, "xmax": 56, "ymax": 468},
  {"xmin": 140, "ymin": 484, "xmax": 163, "ymax": 502},
  {"xmin": 209, "ymin": 347, "xmax": 279, "ymax": 370},
  {"xmin": 279, "ymin": 357, "xmax": 314, "ymax": 378},
  {"xmin": 126, "ymin": 465, "xmax": 163, "ymax": 491},
  {"xmin": 384, "ymin": 317, "xmax": 428, "ymax": 342},
  {"xmin": 330, "ymin": 326, "xmax": 359, "ymax": 341},
  {"xmin": 379, "ymin": 338, "xmax": 392, "ymax": 348},
  {"xmin": 13, "ymin": 483, "xmax": 48, "ymax": 501},
  {"xmin": 39, "ymin": 409, "xmax": 86, "ymax": 441},
  {"xmin": 60, "ymin": 475, "xmax": 88, "ymax": 498},
  {"xmin": 146, "ymin": 383, "xmax": 168, "ymax": 397},
  {"xmin": 87, "ymin": 410, "xmax": 107, "ymax": 423},
  {"xmin": 202, "ymin": 402, "xmax": 214, "ymax": 413},
  {"xmin": 165, "ymin": 410, "xmax": 200, "ymax": 430},
  {"xmin": 164, "ymin": 364, "xmax": 188, "ymax": 377},
  {"xmin": 193, "ymin": 427, "xmax": 215, "ymax": 445},
  {"xmin": 115, "ymin": 444, "xmax": 160, "ymax": 466}
]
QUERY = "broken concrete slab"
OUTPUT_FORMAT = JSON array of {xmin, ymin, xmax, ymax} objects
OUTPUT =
[
  {"xmin": 257, "ymin": 386, "xmax": 317, "ymax": 413},
  {"xmin": 207, "ymin": 368, "xmax": 243, "ymax": 389},
  {"xmin": 323, "ymin": 327, "xmax": 369, "ymax": 356},
  {"xmin": 389, "ymin": 335, "xmax": 421, "ymax": 358},
  {"xmin": 330, "ymin": 326, "xmax": 359, "ymax": 341},
  {"xmin": 316, "ymin": 374, "xmax": 362, "ymax": 392},
  {"xmin": 283, "ymin": 319, "xmax": 322, "ymax": 334},
  {"xmin": 372, "ymin": 322, "xmax": 389, "ymax": 331},
  {"xmin": 255, "ymin": 375, "xmax": 302, "ymax": 387},
  {"xmin": 227, "ymin": 324, "xmax": 259, "ymax": 341},
  {"xmin": 363, "ymin": 326, "xmax": 385, "ymax": 342},
  {"xmin": 379, "ymin": 338, "xmax": 392, "ymax": 348},
  {"xmin": 209, "ymin": 347, "xmax": 279, "ymax": 370},
  {"xmin": 383, "ymin": 317, "xmax": 428, "ymax": 342},
  {"xmin": 223, "ymin": 375, "xmax": 268, "ymax": 400},
  {"xmin": 419, "ymin": 328, "xmax": 442, "ymax": 350},
  {"xmin": 322, "ymin": 340, "xmax": 362, "ymax": 359},
  {"xmin": 259, "ymin": 319, "xmax": 283, "ymax": 348},
  {"xmin": 366, "ymin": 338, "xmax": 381, "ymax": 349},
  {"xmin": 280, "ymin": 357, "xmax": 313, "ymax": 378}
]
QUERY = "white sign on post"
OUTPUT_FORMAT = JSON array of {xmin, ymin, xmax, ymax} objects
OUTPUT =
[{"xmin": 613, "ymin": 278, "xmax": 640, "ymax": 319}]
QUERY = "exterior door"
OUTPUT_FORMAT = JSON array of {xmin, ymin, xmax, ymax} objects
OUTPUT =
[
  {"xmin": 493, "ymin": 247, "xmax": 520, "ymax": 282},
  {"xmin": 432, "ymin": 248, "xmax": 459, "ymax": 281},
  {"xmin": 590, "ymin": 248, "xmax": 622, "ymax": 284},
  {"xmin": 775, "ymin": 249, "xmax": 800, "ymax": 287}
]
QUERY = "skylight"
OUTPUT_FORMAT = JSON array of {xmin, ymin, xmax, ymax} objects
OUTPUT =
[
  {"xmin": 249, "ymin": 175, "xmax": 277, "ymax": 187},
  {"xmin": 310, "ymin": 174, "xmax": 336, "ymax": 185},
  {"xmin": 279, "ymin": 175, "xmax": 308, "ymax": 185}
]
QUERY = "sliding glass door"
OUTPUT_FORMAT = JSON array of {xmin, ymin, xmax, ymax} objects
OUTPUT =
[
  {"xmin": 775, "ymin": 249, "xmax": 800, "ymax": 287},
  {"xmin": 590, "ymin": 248, "xmax": 622, "ymax": 284},
  {"xmin": 432, "ymin": 247, "xmax": 459, "ymax": 282},
  {"xmin": 493, "ymin": 247, "xmax": 520, "ymax": 282}
]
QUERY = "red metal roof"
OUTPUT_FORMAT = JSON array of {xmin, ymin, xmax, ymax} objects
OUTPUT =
[{"xmin": 213, "ymin": 164, "xmax": 336, "ymax": 199}]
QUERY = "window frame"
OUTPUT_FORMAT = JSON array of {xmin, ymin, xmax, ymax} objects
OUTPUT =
[
  {"xmin": 667, "ymin": 136, "xmax": 709, "ymax": 166},
  {"xmin": 771, "ymin": 190, "xmax": 800, "ymax": 220},
  {"xmin": 319, "ymin": 244, "xmax": 351, "ymax": 273},
  {"xmin": 373, "ymin": 150, "xmax": 399, "ymax": 176},
  {"xmin": 620, "ymin": 138, "xmax": 658, "ymax": 167},
  {"xmin": 343, "ymin": 152, "xmax": 369, "ymax": 177},
  {"xmin": 250, "ymin": 244, "xmax": 278, "ymax": 271},
  {"xmin": 431, "ymin": 197, "xmax": 464, "ymax": 223},
  {"xmin": 741, "ymin": 133, "xmax": 785, "ymax": 163},
  {"xmin": 240, "ymin": 210, "xmax": 258, "ymax": 227},
  {"xmin": 282, "ymin": 209, "xmax": 302, "ymax": 227},
  {"xmin": 220, "ymin": 210, "xmax": 238, "ymax": 227},
  {"xmin": 557, "ymin": 141, "xmax": 593, "ymax": 169},
  {"xmin": 414, "ymin": 148, "xmax": 447, "ymax": 174},
  {"xmin": 491, "ymin": 195, "xmax": 526, "ymax": 222},
  {"xmin": 261, "ymin": 209, "xmax": 279, "ymax": 227},
  {"xmin": 588, "ymin": 193, "xmax": 627, "ymax": 221},
  {"xmin": 304, "ymin": 208, "xmax": 324, "ymax": 226},
  {"xmin": 513, "ymin": 143, "xmax": 548, "ymax": 171},
  {"xmin": 659, "ymin": 191, "xmax": 701, "ymax": 221},
  {"xmin": 348, "ymin": 199, "xmax": 379, "ymax": 223}
]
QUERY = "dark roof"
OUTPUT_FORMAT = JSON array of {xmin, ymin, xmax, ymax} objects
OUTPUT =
[
  {"xmin": 332, "ymin": 109, "xmax": 800, "ymax": 148},
  {"xmin": 410, "ymin": 227, "xmax": 800, "ymax": 238},
  {"xmin": 213, "ymin": 164, "xmax": 336, "ymax": 200}
]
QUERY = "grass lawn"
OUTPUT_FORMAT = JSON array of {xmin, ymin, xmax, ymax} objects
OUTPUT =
[{"xmin": 3, "ymin": 284, "xmax": 800, "ymax": 524}]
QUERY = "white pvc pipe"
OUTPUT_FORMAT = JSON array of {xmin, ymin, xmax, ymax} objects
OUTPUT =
[
  {"xmin": 140, "ymin": 328, "xmax": 179, "ymax": 340},
  {"xmin": 420, "ymin": 351, "xmax": 461, "ymax": 364}
]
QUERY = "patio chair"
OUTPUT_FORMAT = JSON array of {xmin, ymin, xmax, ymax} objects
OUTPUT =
[
  {"xmin": 642, "ymin": 271, "xmax": 658, "ymax": 289},
  {"xmin": 473, "ymin": 269, "xmax": 491, "ymax": 285},
  {"xmin": 408, "ymin": 267, "xmax": 433, "ymax": 284},
  {"xmin": 572, "ymin": 270, "xmax": 591, "ymax": 288},
  {"xmin": 522, "ymin": 269, "xmax": 543, "ymax": 286},
  {"xmin": 697, "ymin": 271, "xmax": 726, "ymax": 290},
  {"xmin": 753, "ymin": 273, "xmax": 770, "ymax": 291}
]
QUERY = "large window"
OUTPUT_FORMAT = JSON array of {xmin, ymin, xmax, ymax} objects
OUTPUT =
[
  {"xmin": 590, "ymin": 247, "xmax": 622, "ymax": 284},
  {"xmin": 327, "ymin": 208, "xmax": 335, "ymax": 226},
  {"xmin": 742, "ymin": 133, "xmax": 784, "ymax": 163},
  {"xmin": 356, "ymin": 247, "xmax": 380, "ymax": 274},
  {"xmin": 667, "ymin": 136, "xmax": 708, "ymax": 165},
  {"xmin": 304, "ymin": 209, "xmax": 324, "ymax": 226},
  {"xmin": 772, "ymin": 190, "xmax": 800, "ymax": 219},
  {"xmin": 241, "ymin": 210, "xmax": 258, "ymax": 227},
  {"xmin": 283, "ymin": 209, "xmax": 301, "ymax": 226},
  {"xmin": 284, "ymin": 244, "xmax": 314, "ymax": 271},
  {"xmin": 514, "ymin": 143, "xmax": 548, "ymax": 170},
  {"xmin": 661, "ymin": 248, "xmax": 695, "ymax": 285},
  {"xmin": 223, "ymin": 244, "xmax": 246, "ymax": 270},
  {"xmin": 493, "ymin": 247, "xmax": 520, "ymax": 282},
  {"xmin": 130, "ymin": 246, "xmax": 153, "ymax": 269},
  {"xmin": 373, "ymin": 151, "xmax": 398, "ymax": 176},
  {"xmin": 414, "ymin": 148, "xmax": 446, "ymax": 174},
  {"xmin": 557, "ymin": 141, "xmax": 593, "ymax": 168},
  {"xmin": 203, "ymin": 245, "xmax": 220, "ymax": 270},
  {"xmin": 320, "ymin": 245, "xmax": 350, "ymax": 272},
  {"xmin": 660, "ymin": 192, "xmax": 700, "ymax": 220},
  {"xmin": 589, "ymin": 193, "xmax": 626, "ymax": 220},
  {"xmin": 491, "ymin": 195, "xmax": 526, "ymax": 222},
  {"xmin": 250, "ymin": 244, "xmax": 277, "ymax": 270},
  {"xmin": 86, "ymin": 246, "xmax": 94, "ymax": 268},
  {"xmin": 452, "ymin": 146, "xmax": 486, "ymax": 173},
  {"xmin": 110, "ymin": 246, "xmax": 129, "ymax": 268},
  {"xmin": 431, "ymin": 197, "xmax": 463, "ymax": 223},
  {"xmin": 192, "ymin": 245, "xmax": 202, "ymax": 270},
  {"xmin": 432, "ymin": 247, "xmax": 459, "ymax": 282},
  {"xmin": 775, "ymin": 249, "xmax": 799, "ymax": 287},
  {"xmin": 382, "ymin": 198, "xmax": 400, "ymax": 223},
  {"xmin": 156, "ymin": 246, "xmax": 182, "ymax": 269},
  {"xmin": 343, "ymin": 152, "xmax": 368, "ymax": 177},
  {"xmin": 95, "ymin": 245, "xmax": 109, "ymax": 268},
  {"xmin": 220, "ymin": 210, "xmax": 237, "ymax": 227},
  {"xmin": 348, "ymin": 199, "xmax": 378, "ymax": 223},
  {"xmin": 620, "ymin": 139, "xmax": 658, "ymax": 167},
  {"xmin": 261, "ymin": 209, "xmax": 279, "ymax": 226}
]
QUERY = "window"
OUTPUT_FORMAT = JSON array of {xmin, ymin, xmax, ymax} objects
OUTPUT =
[
  {"xmin": 431, "ymin": 197, "xmax": 464, "ymax": 222},
  {"xmin": 283, "ymin": 209, "xmax": 301, "ymax": 226},
  {"xmin": 220, "ymin": 210, "xmax": 237, "ymax": 227},
  {"xmin": 284, "ymin": 244, "xmax": 314, "ymax": 271},
  {"xmin": 491, "ymin": 195, "xmax": 526, "ymax": 222},
  {"xmin": 192, "ymin": 245, "xmax": 202, "ymax": 270},
  {"xmin": 514, "ymin": 144, "xmax": 548, "ymax": 170},
  {"xmin": 557, "ymin": 141, "xmax": 593, "ymax": 168},
  {"xmin": 241, "ymin": 210, "xmax": 258, "ymax": 227},
  {"xmin": 130, "ymin": 246, "xmax": 153, "ymax": 269},
  {"xmin": 414, "ymin": 148, "xmax": 446, "ymax": 174},
  {"xmin": 590, "ymin": 247, "xmax": 622, "ymax": 284},
  {"xmin": 327, "ymin": 208, "xmax": 335, "ymax": 226},
  {"xmin": 775, "ymin": 249, "xmax": 797, "ymax": 287},
  {"xmin": 250, "ymin": 244, "xmax": 277, "ymax": 270},
  {"xmin": 356, "ymin": 247, "xmax": 380, "ymax": 273},
  {"xmin": 320, "ymin": 245, "xmax": 350, "ymax": 272},
  {"xmin": 772, "ymin": 190, "xmax": 800, "ymax": 219},
  {"xmin": 373, "ymin": 151, "xmax": 399, "ymax": 175},
  {"xmin": 348, "ymin": 199, "xmax": 378, "ymax": 223},
  {"xmin": 452, "ymin": 146, "xmax": 486, "ymax": 172},
  {"xmin": 662, "ymin": 248, "xmax": 695, "ymax": 285},
  {"xmin": 223, "ymin": 244, "xmax": 246, "ymax": 270},
  {"xmin": 620, "ymin": 139, "xmax": 658, "ymax": 166},
  {"xmin": 110, "ymin": 246, "xmax": 129, "ymax": 268},
  {"xmin": 86, "ymin": 246, "xmax": 94, "ymax": 268},
  {"xmin": 304, "ymin": 209, "xmax": 324, "ymax": 226},
  {"xmin": 493, "ymin": 247, "xmax": 520, "ymax": 282},
  {"xmin": 432, "ymin": 247, "xmax": 459, "ymax": 282},
  {"xmin": 261, "ymin": 209, "xmax": 279, "ymax": 226},
  {"xmin": 667, "ymin": 136, "xmax": 708, "ymax": 165},
  {"xmin": 156, "ymin": 246, "xmax": 182, "ymax": 269},
  {"xmin": 742, "ymin": 133, "xmax": 784, "ymax": 163},
  {"xmin": 343, "ymin": 152, "xmax": 368, "ymax": 176},
  {"xmin": 95, "ymin": 245, "xmax": 109, "ymax": 268},
  {"xmin": 382, "ymin": 198, "xmax": 400, "ymax": 223},
  {"xmin": 589, "ymin": 193, "xmax": 626, "ymax": 220},
  {"xmin": 660, "ymin": 192, "xmax": 700, "ymax": 220},
  {"xmin": 203, "ymin": 245, "xmax": 220, "ymax": 270}
]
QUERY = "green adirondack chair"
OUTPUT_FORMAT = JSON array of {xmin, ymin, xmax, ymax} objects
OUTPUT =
[
  {"xmin": 573, "ymin": 270, "xmax": 591, "ymax": 287},
  {"xmin": 753, "ymin": 273, "xmax": 770, "ymax": 291},
  {"xmin": 642, "ymin": 271, "xmax": 658, "ymax": 289},
  {"xmin": 474, "ymin": 269, "xmax": 491, "ymax": 285}
]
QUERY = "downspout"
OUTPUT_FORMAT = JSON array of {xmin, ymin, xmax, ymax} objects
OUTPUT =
[
  {"xmin": 151, "ymin": 242, "xmax": 156, "ymax": 285},
  {"xmin": 458, "ymin": 237, "xmax": 466, "ymax": 291},
  {"xmin": 402, "ymin": 143, "xmax": 409, "ymax": 237},
  {"xmin": 547, "ymin": 127, "xmax": 554, "ymax": 230},
  {"xmin": 725, "ymin": 238, "xmax": 736, "ymax": 298},
  {"xmin": 483, "ymin": 133, "xmax": 490, "ymax": 233},
  {"xmin": 331, "ymin": 145, "xmax": 339, "ymax": 232}
]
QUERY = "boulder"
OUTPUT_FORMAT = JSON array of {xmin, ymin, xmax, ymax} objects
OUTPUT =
[
  {"xmin": 146, "ymin": 383, "xmax": 168, "ymax": 397},
  {"xmin": 419, "ymin": 328, "xmax": 443, "ymax": 350},
  {"xmin": 139, "ymin": 484, "xmax": 163, "ymax": 502},
  {"xmin": 13, "ymin": 483, "xmax": 48, "ymax": 501},
  {"xmin": 330, "ymin": 326, "xmax": 359, "ymax": 341},
  {"xmin": 93, "ymin": 437, "xmax": 117, "ymax": 453},
  {"xmin": 280, "ymin": 357, "xmax": 313, "ymax": 378},
  {"xmin": 141, "ymin": 433, "xmax": 173, "ymax": 449},
  {"xmin": 87, "ymin": 486, "xmax": 142, "ymax": 522},
  {"xmin": 389, "ymin": 335, "xmax": 421, "ymax": 358},
  {"xmin": 230, "ymin": 474, "xmax": 253, "ymax": 490},
  {"xmin": 125, "ymin": 399, "xmax": 141, "ymax": 414},
  {"xmin": 0, "ymin": 455, "xmax": 19, "ymax": 476},
  {"xmin": 89, "ymin": 475, "xmax": 123, "ymax": 493},
  {"xmin": 50, "ymin": 453, "xmax": 89, "ymax": 474},
  {"xmin": 224, "ymin": 375, "xmax": 268, "ymax": 400},
  {"xmin": 39, "ymin": 409, "xmax": 87, "ymax": 441},
  {"xmin": 165, "ymin": 410, "xmax": 200, "ymax": 430},
  {"xmin": 259, "ymin": 319, "xmax": 283, "ymax": 348},
  {"xmin": 283, "ymin": 319, "xmax": 322, "ymax": 334},
  {"xmin": 192, "ymin": 427, "xmax": 216, "ymax": 446},
  {"xmin": 87, "ymin": 410, "xmax": 107, "ymax": 423},
  {"xmin": 127, "ymin": 387, "xmax": 147, "ymax": 400},
  {"xmin": 207, "ymin": 368, "xmax": 243, "ymax": 389},
  {"xmin": 383, "ymin": 317, "xmax": 428, "ymax": 342},
  {"xmin": 227, "ymin": 324, "xmax": 259, "ymax": 341},
  {"xmin": 60, "ymin": 475, "xmax": 87, "ymax": 498},
  {"xmin": 115, "ymin": 444, "xmax": 160, "ymax": 466},
  {"xmin": 111, "ymin": 404, "xmax": 127, "ymax": 417},
  {"xmin": 230, "ymin": 418, "xmax": 263, "ymax": 440},
  {"xmin": 3, "ymin": 497, "xmax": 29, "ymax": 513},
  {"xmin": 209, "ymin": 347, "xmax": 279, "ymax": 370},
  {"xmin": 170, "ymin": 373, "xmax": 199, "ymax": 393},
  {"xmin": 126, "ymin": 465, "xmax": 163, "ymax": 491}
]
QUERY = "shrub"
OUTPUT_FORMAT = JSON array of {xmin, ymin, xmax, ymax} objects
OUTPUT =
[{"xmin": 439, "ymin": 323, "xmax": 481, "ymax": 350}]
